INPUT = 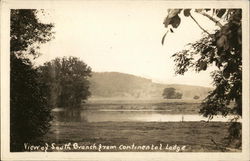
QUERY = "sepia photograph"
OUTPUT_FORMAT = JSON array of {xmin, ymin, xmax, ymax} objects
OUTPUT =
[{"xmin": 1, "ymin": 0, "xmax": 249, "ymax": 160}]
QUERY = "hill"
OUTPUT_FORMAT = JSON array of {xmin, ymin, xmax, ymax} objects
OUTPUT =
[{"xmin": 88, "ymin": 72, "xmax": 212, "ymax": 100}]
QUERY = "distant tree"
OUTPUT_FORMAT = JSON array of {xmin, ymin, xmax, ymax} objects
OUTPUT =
[
  {"xmin": 162, "ymin": 9, "xmax": 242, "ymax": 147},
  {"xmin": 162, "ymin": 87, "xmax": 175, "ymax": 99},
  {"xmin": 162, "ymin": 87, "xmax": 182, "ymax": 99},
  {"xmin": 175, "ymin": 92, "xmax": 183, "ymax": 99},
  {"xmin": 39, "ymin": 57, "xmax": 92, "ymax": 108},
  {"xmin": 193, "ymin": 95, "xmax": 200, "ymax": 100},
  {"xmin": 10, "ymin": 9, "xmax": 54, "ymax": 151}
]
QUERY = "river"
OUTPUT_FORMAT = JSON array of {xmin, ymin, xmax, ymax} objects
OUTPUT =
[{"xmin": 52, "ymin": 108, "xmax": 238, "ymax": 123}]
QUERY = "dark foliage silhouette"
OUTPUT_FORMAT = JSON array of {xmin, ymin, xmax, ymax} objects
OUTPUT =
[
  {"xmin": 38, "ymin": 57, "xmax": 92, "ymax": 108},
  {"xmin": 163, "ymin": 9, "xmax": 242, "ymax": 147},
  {"xmin": 10, "ymin": 9, "xmax": 54, "ymax": 151}
]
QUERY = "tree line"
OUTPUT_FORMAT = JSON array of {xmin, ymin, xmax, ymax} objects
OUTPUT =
[
  {"xmin": 162, "ymin": 87, "xmax": 200, "ymax": 100},
  {"xmin": 10, "ymin": 10, "xmax": 91, "ymax": 151}
]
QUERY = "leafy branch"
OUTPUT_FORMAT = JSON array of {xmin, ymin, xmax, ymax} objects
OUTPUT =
[
  {"xmin": 161, "ymin": 9, "xmax": 229, "ymax": 44},
  {"xmin": 162, "ymin": 9, "xmax": 242, "ymax": 148}
]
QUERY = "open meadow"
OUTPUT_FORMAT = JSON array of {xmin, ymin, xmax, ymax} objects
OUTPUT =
[{"xmin": 38, "ymin": 99, "xmax": 241, "ymax": 152}]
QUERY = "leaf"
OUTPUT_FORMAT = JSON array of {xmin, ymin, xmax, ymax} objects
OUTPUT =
[
  {"xmin": 202, "ymin": 47, "xmax": 213, "ymax": 54},
  {"xmin": 170, "ymin": 15, "xmax": 181, "ymax": 28},
  {"xmin": 216, "ymin": 35, "xmax": 227, "ymax": 48},
  {"xmin": 198, "ymin": 60, "xmax": 207, "ymax": 71},
  {"xmin": 168, "ymin": 9, "xmax": 182, "ymax": 18},
  {"xmin": 161, "ymin": 31, "xmax": 168, "ymax": 45},
  {"xmin": 221, "ymin": 24, "xmax": 230, "ymax": 34},
  {"xmin": 183, "ymin": 9, "xmax": 191, "ymax": 17},
  {"xmin": 223, "ymin": 65, "xmax": 231, "ymax": 79},
  {"xmin": 163, "ymin": 9, "xmax": 182, "ymax": 28},
  {"xmin": 216, "ymin": 9, "xmax": 226, "ymax": 18},
  {"xmin": 195, "ymin": 9, "xmax": 203, "ymax": 13},
  {"xmin": 163, "ymin": 17, "xmax": 171, "ymax": 28}
]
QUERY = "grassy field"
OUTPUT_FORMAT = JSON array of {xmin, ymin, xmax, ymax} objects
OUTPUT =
[{"xmin": 41, "ymin": 121, "xmax": 241, "ymax": 152}]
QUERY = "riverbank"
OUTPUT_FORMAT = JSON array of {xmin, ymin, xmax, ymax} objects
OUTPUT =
[
  {"xmin": 41, "ymin": 121, "xmax": 241, "ymax": 152},
  {"xmin": 82, "ymin": 100, "xmax": 202, "ymax": 114}
]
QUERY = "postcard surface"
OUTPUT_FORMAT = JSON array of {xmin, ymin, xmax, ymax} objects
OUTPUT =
[{"xmin": 1, "ymin": 0, "xmax": 249, "ymax": 160}]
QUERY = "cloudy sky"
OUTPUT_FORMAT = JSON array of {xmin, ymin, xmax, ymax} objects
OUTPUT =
[{"xmin": 35, "ymin": 1, "xmax": 218, "ymax": 87}]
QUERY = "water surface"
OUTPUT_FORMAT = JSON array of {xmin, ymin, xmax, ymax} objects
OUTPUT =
[{"xmin": 53, "ymin": 108, "xmax": 237, "ymax": 123}]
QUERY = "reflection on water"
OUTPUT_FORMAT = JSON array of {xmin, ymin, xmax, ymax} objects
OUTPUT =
[
  {"xmin": 53, "ymin": 108, "xmax": 238, "ymax": 123},
  {"xmin": 54, "ymin": 109, "xmax": 87, "ymax": 122}
]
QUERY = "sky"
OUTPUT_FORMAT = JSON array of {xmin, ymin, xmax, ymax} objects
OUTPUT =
[{"xmin": 35, "ymin": 2, "xmax": 219, "ymax": 87}]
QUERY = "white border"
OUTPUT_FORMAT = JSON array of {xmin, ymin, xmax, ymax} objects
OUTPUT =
[{"xmin": 1, "ymin": 0, "xmax": 249, "ymax": 160}]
